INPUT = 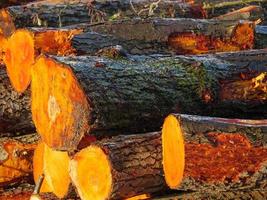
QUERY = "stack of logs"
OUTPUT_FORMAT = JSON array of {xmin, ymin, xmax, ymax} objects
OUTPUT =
[{"xmin": 1, "ymin": 0, "xmax": 267, "ymax": 199}]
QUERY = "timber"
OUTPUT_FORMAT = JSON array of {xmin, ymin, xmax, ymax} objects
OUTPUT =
[
  {"xmin": 30, "ymin": 51, "xmax": 267, "ymax": 151},
  {"xmin": 255, "ymin": 25, "xmax": 267, "ymax": 48},
  {"xmin": 0, "ymin": 67, "xmax": 34, "ymax": 134},
  {"xmin": 72, "ymin": 18, "xmax": 254, "ymax": 55},
  {"xmin": 4, "ymin": 0, "xmax": 206, "ymax": 28},
  {"xmin": 69, "ymin": 114, "xmax": 267, "ymax": 199},
  {"xmin": 163, "ymin": 114, "xmax": 267, "ymax": 191},
  {"xmin": 0, "ymin": 134, "xmax": 37, "ymax": 187}
]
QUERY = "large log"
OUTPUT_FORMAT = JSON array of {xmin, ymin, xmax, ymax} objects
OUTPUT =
[
  {"xmin": 164, "ymin": 114, "xmax": 267, "ymax": 191},
  {"xmin": 69, "ymin": 114, "xmax": 267, "ymax": 200},
  {"xmin": 4, "ymin": 0, "xmax": 206, "ymax": 28},
  {"xmin": 255, "ymin": 25, "xmax": 267, "ymax": 48},
  {"xmin": 30, "ymin": 50, "xmax": 267, "ymax": 151},
  {"xmin": 0, "ymin": 67, "xmax": 34, "ymax": 134},
  {"xmin": 72, "ymin": 18, "xmax": 254, "ymax": 55},
  {"xmin": 0, "ymin": 134, "xmax": 37, "ymax": 187}
]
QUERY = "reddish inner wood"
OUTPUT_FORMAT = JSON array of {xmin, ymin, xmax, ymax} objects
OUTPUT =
[
  {"xmin": 34, "ymin": 29, "xmax": 82, "ymax": 56},
  {"xmin": 168, "ymin": 22, "xmax": 254, "ymax": 54},
  {"xmin": 185, "ymin": 133, "xmax": 267, "ymax": 182}
]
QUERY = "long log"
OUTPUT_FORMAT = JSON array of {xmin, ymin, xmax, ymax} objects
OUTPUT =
[
  {"xmin": 72, "ymin": 18, "xmax": 254, "ymax": 55},
  {"xmin": 255, "ymin": 25, "xmax": 267, "ymax": 48},
  {"xmin": 30, "ymin": 51, "xmax": 267, "ymax": 151},
  {"xmin": 4, "ymin": 0, "xmax": 206, "ymax": 28},
  {"xmin": 0, "ymin": 134, "xmax": 37, "ymax": 187},
  {"xmin": 164, "ymin": 114, "xmax": 267, "ymax": 191},
  {"xmin": 0, "ymin": 67, "xmax": 34, "ymax": 134},
  {"xmin": 69, "ymin": 114, "xmax": 267, "ymax": 200}
]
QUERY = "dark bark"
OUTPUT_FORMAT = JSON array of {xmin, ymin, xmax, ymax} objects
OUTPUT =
[
  {"xmin": 49, "ymin": 51, "xmax": 267, "ymax": 136},
  {"xmin": 0, "ymin": 67, "xmax": 34, "ymax": 135},
  {"xmin": 168, "ymin": 114, "xmax": 267, "ymax": 192},
  {"xmin": 255, "ymin": 25, "xmax": 267, "ymax": 49},
  {"xmin": 71, "ymin": 18, "xmax": 254, "ymax": 55},
  {"xmin": 6, "ymin": 0, "xmax": 204, "ymax": 28},
  {"xmin": 0, "ymin": 0, "xmax": 35, "ymax": 8}
]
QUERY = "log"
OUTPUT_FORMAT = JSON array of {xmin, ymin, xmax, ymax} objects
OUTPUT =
[
  {"xmin": 4, "ymin": 0, "xmax": 206, "ymax": 28},
  {"xmin": 69, "ymin": 114, "xmax": 267, "ymax": 199},
  {"xmin": 255, "ymin": 25, "xmax": 267, "ymax": 48},
  {"xmin": 0, "ymin": 67, "xmax": 34, "ymax": 134},
  {"xmin": 213, "ymin": 5, "xmax": 264, "ymax": 21},
  {"xmin": 163, "ymin": 114, "xmax": 267, "ymax": 191},
  {"xmin": 31, "ymin": 51, "xmax": 267, "ymax": 151},
  {"xmin": 0, "ymin": 134, "xmax": 37, "ymax": 187},
  {"xmin": 0, "ymin": 0, "xmax": 36, "ymax": 8},
  {"xmin": 33, "ymin": 142, "xmax": 70, "ymax": 198},
  {"xmin": 72, "ymin": 18, "xmax": 254, "ymax": 55}
]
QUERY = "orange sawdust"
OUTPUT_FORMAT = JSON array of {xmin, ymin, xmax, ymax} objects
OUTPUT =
[
  {"xmin": 31, "ymin": 56, "xmax": 89, "ymax": 150},
  {"xmin": 0, "ymin": 139, "xmax": 35, "ymax": 186},
  {"xmin": 4, "ymin": 29, "xmax": 35, "ymax": 92},
  {"xmin": 34, "ymin": 29, "xmax": 82, "ymax": 56},
  {"xmin": 220, "ymin": 72, "xmax": 267, "ymax": 101},
  {"xmin": 125, "ymin": 194, "xmax": 150, "ymax": 200},
  {"xmin": 168, "ymin": 22, "xmax": 254, "ymax": 54},
  {"xmin": 184, "ymin": 133, "xmax": 267, "ymax": 183}
]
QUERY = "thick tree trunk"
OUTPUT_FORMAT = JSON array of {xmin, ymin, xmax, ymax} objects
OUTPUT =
[
  {"xmin": 5, "ymin": 0, "xmax": 206, "ymax": 28},
  {"xmin": 69, "ymin": 132, "xmax": 168, "ymax": 200},
  {"xmin": 72, "ymin": 18, "xmax": 254, "ymax": 55},
  {"xmin": 0, "ymin": 67, "xmax": 34, "ymax": 134},
  {"xmin": 69, "ymin": 114, "xmax": 267, "ymax": 199},
  {"xmin": 164, "ymin": 114, "xmax": 267, "ymax": 192},
  {"xmin": 31, "ymin": 51, "xmax": 267, "ymax": 151},
  {"xmin": 255, "ymin": 25, "xmax": 267, "ymax": 48},
  {"xmin": 0, "ymin": 134, "xmax": 37, "ymax": 187}
]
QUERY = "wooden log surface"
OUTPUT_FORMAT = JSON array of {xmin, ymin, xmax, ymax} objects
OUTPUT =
[
  {"xmin": 69, "ymin": 114, "xmax": 267, "ymax": 199},
  {"xmin": 0, "ymin": 67, "xmax": 34, "ymax": 134},
  {"xmin": 4, "ymin": 0, "xmax": 206, "ymax": 28},
  {"xmin": 31, "ymin": 50, "xmax": 267, "ymax": 151}
]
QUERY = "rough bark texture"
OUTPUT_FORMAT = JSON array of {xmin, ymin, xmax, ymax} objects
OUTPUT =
[
  {"xmin": 255, "ymin": 25, "xmax": 267, "ymax": 48},
  {"xmin": 0, "ymin": 67, "xmax": 34, "ymax": 135},
  {"xmin": 71, "ymin": 18, "xmax": 254, "ymax": 55},
  {"xmin": 0, "ymin": 134, "xmax": 38, "ymax": 187},
  {"xmin": 0, "ymin": 0, "xmax": 36, "ymax": 8},
  {"xmin": 169, "ymin": 114, "xmax": 267, "ymax": 192},
  {"xmin": 71, "ymin": 132, "xmax": 167, "ymax": 200},
  {"xmin": 50, "ymin": 51, "xmax": 267, "ymax": 136},
  {"xmin": 5, "ymin": 0, "xmax": 204, "ymax": 28}
]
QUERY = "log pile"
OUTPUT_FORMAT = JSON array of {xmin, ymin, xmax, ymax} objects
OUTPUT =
[{"xmin": 1, "ymin": 0, "xmax": 267, "ymax": 200}]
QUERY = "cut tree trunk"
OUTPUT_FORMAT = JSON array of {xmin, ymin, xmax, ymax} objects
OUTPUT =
[
  {"xmin": 255, "ymin": 25, "xmax": 267, "ymax": 48},
  {"xmin": 30, "ymin": 51, "xmax": 267, "ymax": 151},
  {"xmin": 69, "ymin": 114, "xmax": 267, "ymax": 200},
  {"xmin": 4, "ymin": 0, "xmax": 206, "ymax": 28},
  {"xmin": 72, "ymin": 18, "xmax": 254, "ymax": 55},
  {"xmin": 163, "ymin": 114, "xmax": 267, "ymax": 191},
  {"xmin": 0, "ymin": 67, "xmax": 34, "ymax": 134},
  {"xmin": 32, "ymin": 142, "xmax": 71, "ymax": 198},
  {"xmin": 0, "ymin": 134, "xmax": 37, "ymax": 187}
]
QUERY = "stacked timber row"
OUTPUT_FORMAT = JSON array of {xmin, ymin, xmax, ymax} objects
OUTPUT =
[
  {"xmin": 30, "ymin": 114, "xmax": 267, "ymax": 199},
  {"xmin": 3, "ymin": 0, "xmax": 267, "ymax": 28}
]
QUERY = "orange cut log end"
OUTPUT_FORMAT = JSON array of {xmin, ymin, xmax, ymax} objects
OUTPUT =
[
  {"xmin": 31, "ymin": 56, "xmax": 89, "ymax": 151},
  {"xmin": 0, "ymin": 139, "xmax": 35, "ymax": 186},
  {"xmin": 162, "ymin": 115, "xmax": 185, "ymax": 189},
  {"xmin": 33, "ymin": 142, "xmax": 70, "ymax": 198},
  {"xmin": 34, "ymin": 29, "xmax": 82, "ymax": 56},
  {"xmin": 4, "ymin": 29, "xmax": 35, "ymax": 92},
  {"xmin": 70, "ymin": 146, "xmax": 112, "ymax": 200}
]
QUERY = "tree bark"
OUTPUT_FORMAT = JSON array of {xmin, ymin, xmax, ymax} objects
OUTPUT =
[
  {"xmin": 0, "ymin": 134, "xmax": 37, "ymax": 187},
  {"xmin": 5, "ymin": 0, "xmax": 205, "ymax": 28},
  {"xmin": 0, "ymin": 67, "xmax": 34, "ymax": 134},
  {"xmin": 165, "ymin": 114, "xmax": 267, "ymax": 192},
  {"xmin": 0, "ymin": 0, "xmax": 36, "ymax": 8},
  {"xmin": 255, "ymin": 25, "xmax": 267, "ymax": 49},
  {"xmin": 72, "ymin": 18, "xmax": 254, "ymax": 55},
  {"xmin": 31, "ymin": 51, "xmax": 267, "ymax": 151}
]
